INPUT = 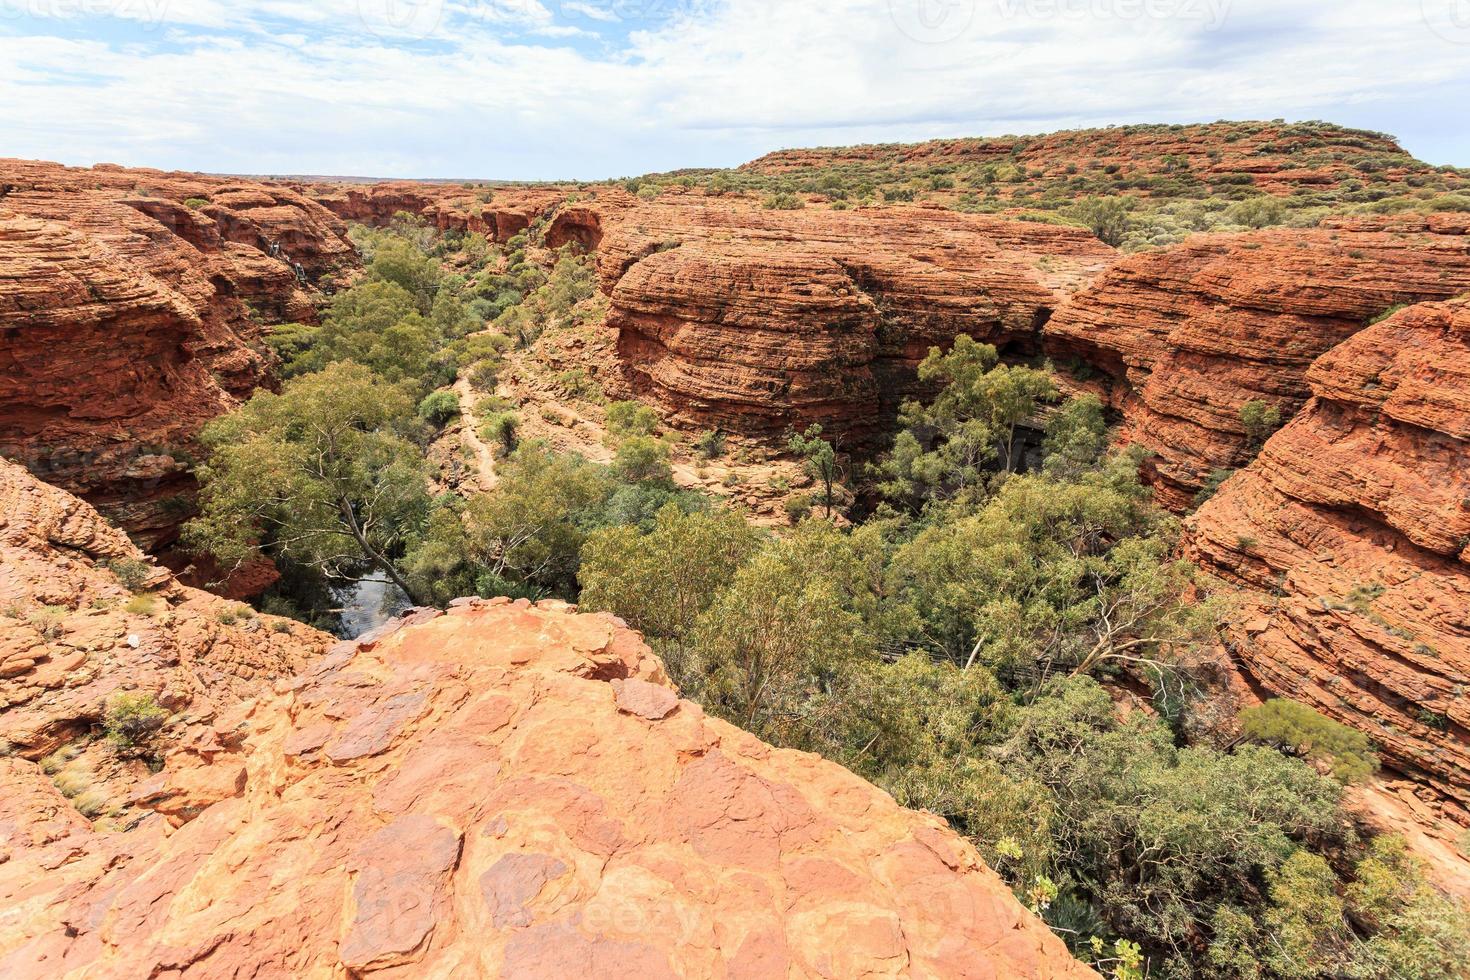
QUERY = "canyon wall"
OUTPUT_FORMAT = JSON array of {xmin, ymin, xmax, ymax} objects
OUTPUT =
[
  {"xmin": 1184, "ymin": 299, "xmax": 1470, "ymax": 810},
  {"xmin": 554, "ymin": 193, "xmax": 1114, "ymax": 442},
  {"xmin": 1045, "ymin": 214, "xmax": 1470, "ymax": 510},
  {"xmin": 0, "ymin": 159, "xmax": 356, "ymax": 554},
  {"xmin": 0, "ymin": 588, "xmax": 1093, "ymax": 978},
  {"xmin": 304, "ymin": 179, "xmax": 570, "ymax": 242}
]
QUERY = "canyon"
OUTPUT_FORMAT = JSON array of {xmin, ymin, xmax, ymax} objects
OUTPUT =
[
  {"xmin": 0, "ymin": 471, "xmax": 1090, "ymax": 977},
  {"xmin": 0, "ymin": 159, "xmax": 354, "ymax": 579},
  {"xmin": 2, "ymin": 119, "xmax": 1469, "ymax": 973}
]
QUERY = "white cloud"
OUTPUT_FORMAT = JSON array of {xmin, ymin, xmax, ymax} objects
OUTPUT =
[{"xmin": 0, "ymin": 0, "xmax": 1466, "ymax": 177}]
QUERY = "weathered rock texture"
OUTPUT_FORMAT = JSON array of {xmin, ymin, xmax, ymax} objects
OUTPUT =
[
  {"xmin": 744, "ymin": 121, "xmax": 1465, "ymax": 201},
  {"xmin": 303, "ymin": 180, "xmax": 569, "ymax": 242},
  {"xmin": 0, "ymin": 459, "xmax": 330, "ymax": 822},
  {"xmin": 0, "ymin": 598, "xmax": 1093, "ymax": 978},
  {"xmin": 0, "ymin": 159, "xmax": 356, "ymax": 552},
  {"xmin": 558, "ymin": 193, "xmax": 1115, "ymax": 441},
  {"xmin": 1046, "ymin": 214, "xmax": 1470, "ymax": 509},
  {"xmin": 1185, "ymin": 299, "xmax": 1470, "ymax": 810}
]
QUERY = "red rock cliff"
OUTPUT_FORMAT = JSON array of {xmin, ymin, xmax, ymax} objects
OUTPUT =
[
  {"xmin": 1184, "ymin": 299, "xmax": 1470, "ymax": 810},
  {"xmin": 0, "ymin": 159, "xmax": 356, "ymax": 552},
  {"xmin": 1045, "ymin": 214, "xmax": 1470, "ymax": 510},
  {"xmin": 0, "ymin": 596, "xmax": 1094, "ymax": 978},
  {"xmin": 553, "ymin": 192, "xmax": 1114, "ymax": 442}
]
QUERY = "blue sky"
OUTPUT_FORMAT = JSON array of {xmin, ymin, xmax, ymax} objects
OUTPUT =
[{"xmin": 2, "ymin": 0, "xmax": 1469, "ymax": 179}]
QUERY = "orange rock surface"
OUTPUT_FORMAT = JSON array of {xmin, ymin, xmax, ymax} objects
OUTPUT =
[
  {"xmin": 302, "ymin": 179, "xmax": 570, "ymax": 242},
  {"xmin": 0, "ymin": 159, "xmax": 355, "ymax": 551},
  {"xmin": 1046, "ymin": 215, "xmax": 1470, "ymax": 509},
  {"xmin": 0, "ymin": 459, "xmax": 330, "ymax": 820},
  {"xmin": 562, "ymin": 192, "xmax": 1114, "ymax": 441},
  {"xmin": 1184, "ymin": 299, "xmax": 1470, "ymax": 810},
  {"xmin": 0, "ymin": 598, "xmax": 1092, "ymax": 978}
]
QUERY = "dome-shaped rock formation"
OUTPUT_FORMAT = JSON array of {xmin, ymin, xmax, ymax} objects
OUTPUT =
[{"xmin": 0, "ymin": 595, "xmax": 1092, "ymax": 978}]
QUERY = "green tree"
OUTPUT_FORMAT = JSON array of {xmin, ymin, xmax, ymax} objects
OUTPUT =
[
  {"xmin": 1239, "ymin": 399, "xmax": 1284, "ymax": 446},
  {"xmin": 186, "ymin": 363, "xmax": 432, "ymax": 604},
  {"xmin": 876, "ymin": 337, "xmax": 1056, "ymax": 510},
  {"xmin": 788, "ymin": 423, "xmax": 840, "ymax": 517},
  {"xmin": 463, "ymin": 445, "xmax": 614, "ymax": 596},
  {"xmin": 579, "ymin": 504, "xmax": 761, "ymax": 644},
  {"xmin": 611, "ymin": 435, "xmax": 673, "ymax": 485},
  {"xmin": 1239, "ymin": 699, "xmax": 1378, "ymax": 785},
  {"xmin": 1067, "ymin": 197, "xmax": 1133, "ymax": 247}
]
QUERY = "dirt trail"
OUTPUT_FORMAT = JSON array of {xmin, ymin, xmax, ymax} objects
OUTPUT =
[{"xmin": 454, "ymin": 374, "xmax": 501, "ymax": 491}]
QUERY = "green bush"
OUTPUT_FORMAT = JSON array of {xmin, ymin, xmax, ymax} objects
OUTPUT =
[
  {"xmin": 103, "ymin": 557, "xmax": 154, "ymax": 592},
  {"xmin": 418, "ymin": 390, "xmax": 461, "ymax": 427},
  {"xmin": 605, "ymin": 400, "xmax": 661, "ymax": 443},
  {"xmin": 1240, "ymin": 699, "xmax": 1379, "ymax": 784},
  {"xmin": 1240, "ymin": 399, "xmax": 1284, "ymax": 446},
  {"xmin": 104, "ymin": 692, "xmax": 169, "ymax": 749}
]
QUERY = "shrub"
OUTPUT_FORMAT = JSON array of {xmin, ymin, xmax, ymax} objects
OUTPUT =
[
  {"xmin": 783, "ymin": 494, "xmax": 813, "ymax": 523},
  {"xmin": 480, "ymin": 412, "xmax": 520, "ymax": 456},
  {"xmin": 468, "ymin": 359, "xmax": 500, "ymax": 393},
  {"xmin": 417, "ymin": 390, "xmax": 461, "ymax": 426},
  {"xmin": 762, "ymin": 192, "xmax": 805, "ymax": 210},
  {"xmin": 605, "ymin": 400, "xmax": 660, "ymax": 443},
  {"xmin": 1240, "ymin": 399, "xmax": 1284, "ymax": 445},
  {"xmin": 103, "ymin": 557, "xmax": 153, "ymax": 592},
  {"xmin": 1240, "ymin": 699, "xmax": 1378, "ymax": 784},
  {"xmin": 183, "ymin": 197, "xmax": 209, "ymax": 210},
  {"xmin": 612, "ymin": 436, "xmax": 673, "ymax": 485},
  {"xmin": 124, "ymin": 594, "xmax": 160, "ymax": 616},
  {"xmin": 104, "ymin": 692, "xmax": 169, "ymax": 749},
  {"xmin": 694, "ymin": 429, "xmax": 727, "ymax": 460},
  {"xmin": 26, "ymin": 605, "xmax": 67, "ymax": 640}
]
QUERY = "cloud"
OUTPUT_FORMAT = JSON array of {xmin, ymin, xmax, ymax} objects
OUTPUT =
[{"xmin": 0, "ymin": 0, "xmax": 1466, "ymax": 177}]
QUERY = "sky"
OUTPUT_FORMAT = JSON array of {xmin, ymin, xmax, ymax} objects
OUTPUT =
[{"xmin": 2, "ymin": 0, "xmax": 1469, "ymax": 180}]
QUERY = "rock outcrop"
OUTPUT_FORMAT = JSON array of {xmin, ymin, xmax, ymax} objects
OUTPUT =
[
  {"xmin": 0, "ymin": 459, "xmax": 330, "ymax": 823},
  {"xmin": 576, "ymin": 193, "xmax": 1113, "ymax": 441},
  {"xmin": 0, "ymin": 597, "xmax": 1093, "ymax": 978},
  {"xmin": 304, "ymin": 180, "xmax": 569, "ymax": 243},
  {"xmin": 1046, "ymin": 214, "xmax": 1470, "ymax": 509},
  {"xmin": 1184, "ymin": 299, "xmax": 1470, "ymax": 811},
  {"xmin": 0, "ymin": 159, "xmax": 356, "ymax": 552}
]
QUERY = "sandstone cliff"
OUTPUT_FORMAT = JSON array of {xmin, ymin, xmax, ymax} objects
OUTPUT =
[
  {"xmin": 1184, "ymin": 299, "xmax": 1470, "ymax": 811},
  {"xmin": 0, "ymin": 159, "xmax": 356, "ymax": 553},
  {"xmin": 304, "ymin": 180, "xmax": 569, "ymax": 242},
  {"xmin": 0, "ymin": 459, "xmax": 331, "ymax": 825},
  {"xmin": 1045, "ymin": 214, "xmax": 1470, "ymax": 509},
  {"xmin": 557, "ymin": 192, "xmax": 1114, "ymax": 441},
  {"xmin": 0, "ymin": 596, "xmax": 1093, "ymax": 978}
]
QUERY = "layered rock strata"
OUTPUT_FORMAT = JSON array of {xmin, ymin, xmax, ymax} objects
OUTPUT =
[
  {"xmin": 1184, "ymin": 299, "xmax": 1470, "ymax": 810},
  {"xmin": 0, "ymin": 159, "xmax": 355, "ymax": 550},
  {"xmin": 1045, "ymin": 214, "xmax": 1470, "ymax": 509}
]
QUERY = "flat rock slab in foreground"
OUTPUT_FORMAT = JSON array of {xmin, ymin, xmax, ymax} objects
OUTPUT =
[{"xmin": 0, "ymin": 599, "xmax": 1092, "ymax": 978}]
